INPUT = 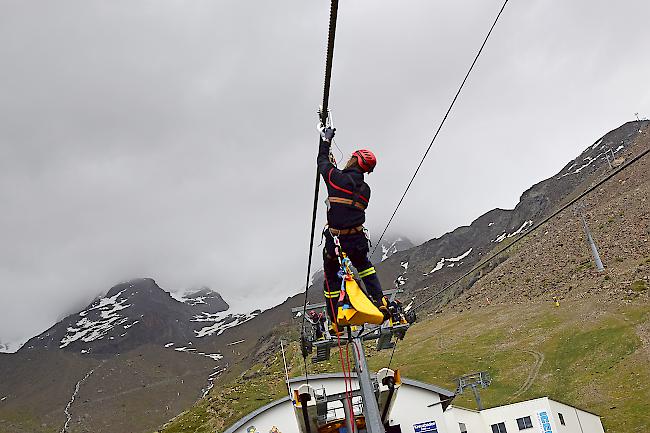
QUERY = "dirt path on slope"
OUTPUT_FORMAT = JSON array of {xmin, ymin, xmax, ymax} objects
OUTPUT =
[
  {"xmin": 508, "ymin": 349, "xmax": 544, "ymax": 402},
  {"xmin": 636, "ymin": 321, "xmax": 650, "ymax": 360}
]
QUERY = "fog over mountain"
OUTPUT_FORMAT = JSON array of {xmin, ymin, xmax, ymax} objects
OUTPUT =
[{"xmin": 1, "ymin": 0, "xmax": 650, "ymax": 344}]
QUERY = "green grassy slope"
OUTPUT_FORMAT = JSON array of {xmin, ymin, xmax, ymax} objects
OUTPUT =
[
  {"xmin": 157, "ymin": 294, "xmax": 650, "ymax": 433},
  {"xmin": 369, "ymin": 297, "xmax": 650, "ymax": 433}
]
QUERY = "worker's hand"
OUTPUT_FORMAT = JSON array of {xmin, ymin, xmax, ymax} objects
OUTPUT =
[{"xmin": 320, "ymin": 127, "xmax": 336, "ymax": 142}]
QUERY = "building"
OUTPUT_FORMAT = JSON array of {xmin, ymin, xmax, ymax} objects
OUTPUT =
[
  {"xmin": 444, "ymin": 397, "xmax": 605, "ymax": 433},
  {"xmin": 223, "ymin": 373, "xmax": 604, "ymax": 433}
]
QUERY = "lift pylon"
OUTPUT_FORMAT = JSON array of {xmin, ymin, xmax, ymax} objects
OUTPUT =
[{"xmin": 292, "ymin": 289, "xmax": 414, "ymax": 433}]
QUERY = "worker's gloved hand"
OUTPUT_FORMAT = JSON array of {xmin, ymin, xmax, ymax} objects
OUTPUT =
[{"xmin": 320, "ymin": 127, "xmax": 336, "ymax": 142}]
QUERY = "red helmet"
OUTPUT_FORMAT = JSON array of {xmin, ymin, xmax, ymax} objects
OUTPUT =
[{"xmin": 352, "ymin": 149, "xmax": 377, "ymax": 173}]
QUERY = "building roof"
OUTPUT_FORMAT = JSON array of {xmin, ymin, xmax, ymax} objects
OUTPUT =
[
  {"xmin": 222, "ymin": 373, "xmax": 456, "ymax": 433},
  {"xmin": 452, "ymin": 396, "xmax": 602, "ymax": 418},
  {"xmin": 223, "ymin": 396, "xmax": 291, "ymax": 433},
  {"xmin": 287, "ymin": 372, "xmax": 456, "ymax": 398}
]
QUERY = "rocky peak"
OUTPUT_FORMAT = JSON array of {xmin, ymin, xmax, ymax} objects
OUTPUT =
[{"xmin": 20, "ymin": 278, "xmax": 234, "ymax": 356}]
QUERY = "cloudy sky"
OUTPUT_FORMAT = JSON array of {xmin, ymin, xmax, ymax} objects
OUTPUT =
[{"xmin": 1, "ymin": 0, "xmax": 649, "ymax": 344}]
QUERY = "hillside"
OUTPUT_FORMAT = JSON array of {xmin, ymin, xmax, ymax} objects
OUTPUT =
[{"xmin": 156, "ymin": 120, "xmax": 649, "ymax": 433}]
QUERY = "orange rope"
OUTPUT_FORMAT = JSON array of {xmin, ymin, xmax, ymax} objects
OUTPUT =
[{"xmin": 325, "ymin": 276, "xmax": 356, "ymax": 432}]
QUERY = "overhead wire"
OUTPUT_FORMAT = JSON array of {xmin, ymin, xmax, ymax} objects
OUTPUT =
[
  {"xmin": 376, "ymin": 0, "xmax": 511, "ymax": 375},
  {"xmin": 372, "ymin": 0, "xmax": 511, "ymax": 255},
  {"xmin": 412, "ymin": 143, "xmax": 650, "ymax": 313}
]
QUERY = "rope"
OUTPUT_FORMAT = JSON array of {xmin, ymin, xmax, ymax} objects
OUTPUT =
[
  {"xmin": 326, "ymin": 276, "xmax": 356, "ymax": 433},
  {"xmin": 387, "ymin": 340, "xmax": 398, "ymax": 370},
  {"xmin": 372, "ymin": 0, "xmax": 511, "ymax": 255},
  {"xmin": 412, "ymin": 142, "xmax": 650, "ymax": 312},
  {"xmin": 300, "ymin": 0, "xmax": 341, "ymax": 378}
]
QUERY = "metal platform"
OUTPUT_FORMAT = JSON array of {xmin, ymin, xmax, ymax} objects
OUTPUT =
[{"xmin": 293, "ymin": 289, "xmax": 413, "ymax": 362}]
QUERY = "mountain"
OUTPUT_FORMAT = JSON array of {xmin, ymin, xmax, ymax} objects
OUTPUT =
[
  {"xmin": 370, "ymin": 235, "xmax": 415, "ymax": 264},
  {"xmin": 157, "ymin": 120, "xmax": 650, "ymax": 433},
  {"xmin": 374, "ymin": 121, "xmax": 649, "ymax": 304},
  {"xmin": 20, "ymin": 278, "xmax": 233, "ymax": 355},
  {"xmin": 0, "ymin": 279, "xmax": 262, "ymax": 433}
]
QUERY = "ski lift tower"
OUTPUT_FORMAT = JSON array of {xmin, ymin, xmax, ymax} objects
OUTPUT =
[
  {"xmin": 573, "ymin": 202, "xmax": 605, "ymax": 272},
  {"xmin": 455, "ymin": 371, "xmax": 492, "ymax": 411},
  {"xmin": 292, "ymin": 289, "xmax": 415, "ymax": 433}
]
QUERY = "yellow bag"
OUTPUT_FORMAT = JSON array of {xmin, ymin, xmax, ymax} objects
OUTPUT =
[{"xmin": 337, "ymin": 277, "xmax": 384, "ymax": 326}]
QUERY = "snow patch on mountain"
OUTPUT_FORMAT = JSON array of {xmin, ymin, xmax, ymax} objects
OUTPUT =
[
  {"xmin": 381, "ymin": 239, "xmax": 401, "ymax": 261},
  {"xmin": 591, "ymin": 138, "xmax": 603, "ymax": 150},
  {"xmin": 170, "ymin": 292, "xmax": 206, "ymax": 305},
  {"xmin": 427, "ymin": 248, "xmax": 473, "ymax": 274},
  {"xmin": 163, "ymin": 345, "xmax": 225, "ymax": 398},
  {"xmin": 193, "ymin": 311, "xmax": 261, "ymax": 338},
  {"xmin": 60, "ymin": 290, "xmax": 134, "ymax": 348},
  {"xmin": 508, "ymin": 220, "xmax": 534, "ymax": 238},
  {"xmin": 175, "ymin": 347, "xmax": 196, "ymax": 352},
  {"xmin": 492, "ymin": 220, "xmax": 533, "ymax": 242},
  {"xmin": 559, "ymin": 142, "xmax": 626, "ymax": 178}
]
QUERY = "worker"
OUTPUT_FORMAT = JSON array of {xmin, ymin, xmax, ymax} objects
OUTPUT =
[{"xmin": 317, "ymin": 126, "xmax": 389, "ymax": 325}]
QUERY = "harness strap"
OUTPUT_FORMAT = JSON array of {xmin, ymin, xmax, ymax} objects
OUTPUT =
[
  {"xmin": 329, "ymin": 225, "xmax": 364, "ymax": 236},
  {"xmin": 328, "ymin": 197, "xmax": 367, "ymax": 210},
  {"xmin": 327, "ymin": 168, "xmax": 369, "ymax": 203}
]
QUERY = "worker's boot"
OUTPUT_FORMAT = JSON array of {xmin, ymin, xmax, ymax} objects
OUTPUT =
[
  {"xmin": 328, "ymin": 320, "xmax": 343, "ymax": 338},
  {"xmin": 388, "ymin": 299, "xmax": 409, "ymax": 325},
  {"xmin": 376, "ymin": 296, "xmax": 391, "ymax": 321}
]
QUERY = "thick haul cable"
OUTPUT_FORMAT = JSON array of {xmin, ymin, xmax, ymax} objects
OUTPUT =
[{"xmin": 300, "ymin": 0, "xmax": 340, "ymax": 381}]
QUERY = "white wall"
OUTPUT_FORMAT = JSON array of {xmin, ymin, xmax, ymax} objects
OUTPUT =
[
  {"xmin": 443, "ymin": 407, "xmax": 483, "ymax": 433},
  {"xmin": 548, "ymin": 400, "xmax": 604, "ymax": 433},
  {"xmin": 443, "ymin": 398, "xmax": 604, "ymax": 433},
  {"xmin": 389, "ymin": 384, "xmax": 446, "ymax": 433},
  {"xmin": 480, "ymin": 397, "xmax": 556, "ymax": 433}
]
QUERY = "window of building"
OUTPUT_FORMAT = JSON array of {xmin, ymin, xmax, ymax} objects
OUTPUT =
[
  {"xmin": 491, "ymin": 423, "xmax": 507, "ymax": 433},
  {"xmin": 459, "ymin": 422, "xmax": 468, "ymax": 433},
  {"xmin": 516, "ymin": 416, "xmax": 533, "ymax": 430},
  {"xmin": 558, "ymin": 413, "xmax": 566, "ymax": 426}
]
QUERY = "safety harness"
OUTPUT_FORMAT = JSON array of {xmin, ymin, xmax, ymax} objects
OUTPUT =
[{"xmin": 327, "ymin": 168, "xmax": 369, "ymax": 212}]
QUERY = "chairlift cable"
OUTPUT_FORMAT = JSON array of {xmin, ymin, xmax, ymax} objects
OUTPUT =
[
  {"xmin": 371, "ymin": 0, "xmax": 511, "ymax": 255},
  {"xmin": 412, "ymin": 144, "xmax": 650, "ymax": 312}
]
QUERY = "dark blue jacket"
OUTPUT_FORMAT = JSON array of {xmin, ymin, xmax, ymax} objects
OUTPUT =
[{"xmin": 317, "ymin": 138, "xmax": 371, "ymax": 229}]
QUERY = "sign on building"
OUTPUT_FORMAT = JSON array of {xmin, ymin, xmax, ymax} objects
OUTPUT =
[
  {"xmin": 536, "ymin": 410, "xmax": 553, "ymax": 433},
  {"xmin": 414, "ymin": 421, "xmax": 438, "ymax": 433}
]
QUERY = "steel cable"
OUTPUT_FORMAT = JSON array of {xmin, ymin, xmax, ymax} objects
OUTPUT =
[
  {"xmin": 412, "ymin": 143, "xmax": 650, "ymax": 312},
  {"xmin": 372, "ymin": 0, "xmax": 511, "ymax": 255},
  {"xmin": 300, "ymin": 0, "xmax": 340, "ymax": 379}
]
